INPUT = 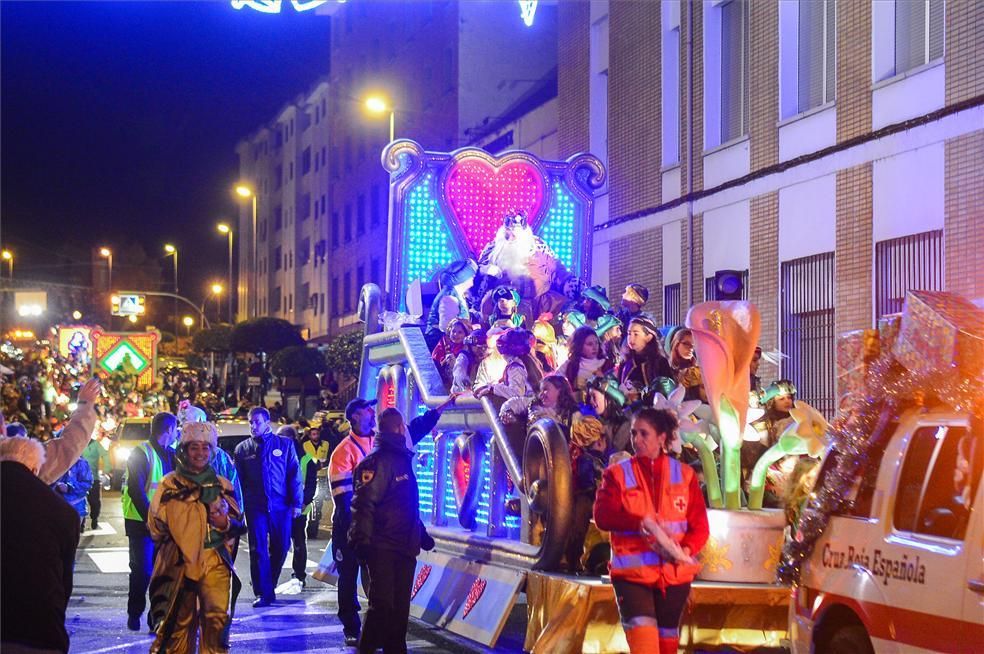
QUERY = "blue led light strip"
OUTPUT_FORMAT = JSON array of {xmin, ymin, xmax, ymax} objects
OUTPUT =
[
  {"xmin": 405, "ymin": 174, "xmax": 455, "ymax": 287},
  {"xmin": 539, "ymin": 182, "xmax": 578, "ymax": 270}
]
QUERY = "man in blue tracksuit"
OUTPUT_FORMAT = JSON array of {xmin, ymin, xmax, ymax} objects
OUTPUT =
[{"xmin": 234, "ymin": 406, "xmax": 303, "ymax": 608}]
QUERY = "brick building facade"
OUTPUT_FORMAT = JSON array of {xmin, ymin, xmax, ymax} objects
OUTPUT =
[{"xmin": 561, "ymin": 0, "xmax": 983, "ymax": 413}]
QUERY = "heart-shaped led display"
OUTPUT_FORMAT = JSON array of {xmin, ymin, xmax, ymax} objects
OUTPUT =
[{"xmin": 442, "ymin": 155, "xmax": 546, "ymax": 257}]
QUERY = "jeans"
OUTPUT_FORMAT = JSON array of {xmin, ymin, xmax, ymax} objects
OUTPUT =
[
  {"xmin": 331, "ymin": 538, "xmax": 363, "ymax": 638},
  {"xmin": 245, "ymin": 508, "xmax": 292, "ymax": 600},
  {"xmin": 359, "ymin": 549, "xmax": 416, "ymax": 654},
  {"xmin": 125, "ymin": 520, "xmax": 155, "ymax": 624},
  {"xmin": 290, "ymin": 515, "xmax": 308, "ymax": 582},
  {"xmin": 87, "ymin": 480, "xmax": 102, "ymax": 525}
]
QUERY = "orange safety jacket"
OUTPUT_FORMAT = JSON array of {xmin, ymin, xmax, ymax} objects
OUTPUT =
[{"xmin": 595, "ymin": 454, "xmax": 706, "ymax": 587}]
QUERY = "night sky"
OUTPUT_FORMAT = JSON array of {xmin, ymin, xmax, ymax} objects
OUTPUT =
[{"xmin": 1, "ymin": 1, "xmax": 330, "ymax": 303}]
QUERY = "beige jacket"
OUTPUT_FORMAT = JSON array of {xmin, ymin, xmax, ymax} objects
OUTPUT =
[{"xmin": 39, "ymin": 401, "xmax": 98, "ymax": 485}]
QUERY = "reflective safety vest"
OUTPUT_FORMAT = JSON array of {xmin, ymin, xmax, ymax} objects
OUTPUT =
[
  {"xmin": 121, "ymin": 442, "xmax": 164, "ymax": 522},
  {"xmin": 607, "ymin": 454, "xmax": 701, "ymax": 587},
  {"xmin": 299, "ymin": 452, "xmax": 314, "ymax": 516}
]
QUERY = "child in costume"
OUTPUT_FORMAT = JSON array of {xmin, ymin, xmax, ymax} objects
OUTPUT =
[
  {"xmin": 451, "ymin": 330, "xmax": 488, "ymax": 394},
  {"xmin": 431, "ymin": 318, "xmax": 471, "ymax": 388}
]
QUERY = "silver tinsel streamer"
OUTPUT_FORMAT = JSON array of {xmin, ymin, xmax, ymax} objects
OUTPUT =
[{"xmin": 776, "ymin": 352, "xmax": 982, "ymax": 586}]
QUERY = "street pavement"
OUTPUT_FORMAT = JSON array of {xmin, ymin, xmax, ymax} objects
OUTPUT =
[{"xmin": 68, "ymin": 491, "xmax": 524, "ymax": 653}]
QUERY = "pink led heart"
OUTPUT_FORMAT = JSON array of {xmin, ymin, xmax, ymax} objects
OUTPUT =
[{"xmin": 443, "ymin": 155, "xmax": 546, "ymax": 257}]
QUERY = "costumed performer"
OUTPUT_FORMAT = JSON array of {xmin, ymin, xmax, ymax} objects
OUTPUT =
[
  {"xmin": 148, "ymin": 422, "xmax": 243, "ymax": 654},
  {"xmin": 477, "ymin": 210, "xmax": 561, "ymax": 300},
  {"xmin": 425, "ymin": 259, "xmax": 477, "ymax": 351},
  {"xmin": 593, "ymin": 408, "xmax": 708, "ymax": 654}
]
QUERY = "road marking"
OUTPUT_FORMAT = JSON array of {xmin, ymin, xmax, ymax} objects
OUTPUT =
[
  {"xmin": 82, "ymin": 522, "xmax": 118, "ymax": 536},
  {"xmin": 87, "ymin": 551, "xmax": 131, "ymax": 573}
]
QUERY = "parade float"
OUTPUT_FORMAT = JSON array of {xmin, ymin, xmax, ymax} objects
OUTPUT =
[{"xmin": 332, "ymin": 139, "xmax": 817, "ymax": 651}]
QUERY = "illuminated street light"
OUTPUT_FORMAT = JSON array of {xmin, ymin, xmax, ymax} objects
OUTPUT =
[
  {"xmin": 211, "ymin": 283, "xmax": 224, "ymax": 295},
  {"xmin": 235, "ymin": 183, "xmax": 258, "ymax": 319},
  {"xmin": 99, "ymin": 247, "xmax": 113, "ymax": 291},
  {"xmin": 127, "ymin": 314, "xmax": 138, "ymax": 324},
  {"xmin": 72, "ymin": 310, "xmax": 83, "ymax": 320},
  {"xmin": 216, "ymin": 223, "xmax": 234, "ymax": 323},
  {"xmin": 364, "ymin": 94, "xmax": 395, "ymax": 143},
  {"xmin": 182, "ymin": 316, "xmax": 195, "ymax": 327},
  {"xmin": 1, "ymin": 250, "xmax": 12, "ymax": 278}
]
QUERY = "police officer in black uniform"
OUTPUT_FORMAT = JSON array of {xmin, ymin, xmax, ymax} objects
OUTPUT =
[{"xmin": 348, "ymin": 407, "xmax": 438, "ymax": 654}]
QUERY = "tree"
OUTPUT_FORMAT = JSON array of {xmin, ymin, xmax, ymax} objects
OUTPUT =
[
  {"xmin": 193, "ymin": 325, "xmax": 233, "ymax": 353},
  {"xmin": 322, "ymin": 330, "xmax": 364, "ymax": 377},
  {"xmin": 230, "ymin": 317, "xmax": 304, "ymax": 354},
  {"xmin": 269, "ymin": 345, "xmax": 328, "ymax": 378}
]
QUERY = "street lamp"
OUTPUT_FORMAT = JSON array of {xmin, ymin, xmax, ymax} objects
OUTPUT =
[
  {"xmin": 164, "ymin": 244, "xmax": 179, "ymax": 335},
  {"xmin": 364, "ymin": 95, "xmax": 395, "ymax": 143},
  {"xmin": 99, "ymin": 247, "xmax": 113, "ymax": 291},
  {"xmin": 1, "ymin": 250, "xmax": 13, "ymax": 278},
  {"xmin": 201, "ymin": 283, "xmax": 223, "ymax": 327},
  {"xmin": 182, "ymin": 315, "xmax": 194, "ymax": 336},
  {"xmin": 217, "ymin": 223, "xmax": 233, "ymax": 323},
  {"xmin": 234, "ymin": 183, "xmax": 257, "ymax": 319}
]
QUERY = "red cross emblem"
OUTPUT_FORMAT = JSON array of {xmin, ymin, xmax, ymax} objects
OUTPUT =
[{"xmin": 673, "ymin": 496, "xmax": 687, "ymax": 513}]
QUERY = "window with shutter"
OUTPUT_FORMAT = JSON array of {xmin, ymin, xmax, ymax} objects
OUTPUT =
[{"xmin": 720, "ymin": 0, "xmax": 748, "ymax": 143}]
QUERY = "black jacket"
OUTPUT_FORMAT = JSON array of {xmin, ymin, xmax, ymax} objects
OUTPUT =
[
  {"xmin": 1, "ymin": 461, "xmax": 80, "ymax": 653},
  {"xmin": 347, "ymin": 432, "xmax": 425, "ymax": 556}
]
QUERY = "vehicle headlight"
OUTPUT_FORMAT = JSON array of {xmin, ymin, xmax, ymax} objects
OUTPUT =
[{"xmin": 116, "ymin": 446, "xmax": 132, "ymax": 464}]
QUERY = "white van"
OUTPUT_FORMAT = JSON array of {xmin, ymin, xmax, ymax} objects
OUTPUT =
[{"xmin": 789, "ymin": 408, "xmax": 983, "ymax": 653}]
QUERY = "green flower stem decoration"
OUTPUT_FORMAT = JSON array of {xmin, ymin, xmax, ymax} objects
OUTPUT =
[
  {"xmin": 717, "ymin": 396, "xmax": 743, "ymax": 510},
  {"xmin": 681, "ymin": 430, "xmax": 723, "ymax": 509}
]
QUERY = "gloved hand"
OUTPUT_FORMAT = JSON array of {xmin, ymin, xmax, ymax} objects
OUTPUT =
[{"xmin": 420, "ymin": 526, "xmax": 435, "ymax": 552}]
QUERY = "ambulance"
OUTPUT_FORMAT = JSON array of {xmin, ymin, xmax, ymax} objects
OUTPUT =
[{"xmin": 789, "ymin": 407, "xmax": 983, "ymax": 653}]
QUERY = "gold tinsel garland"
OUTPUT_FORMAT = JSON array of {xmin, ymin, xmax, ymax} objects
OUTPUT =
[{"xmin": 777, "ymin": 353, "xmax": 982, "ymax": 586}]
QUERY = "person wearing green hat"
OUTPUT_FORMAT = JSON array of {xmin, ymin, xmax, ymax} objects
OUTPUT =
[
  {"xmin": 595, "ymin": 313, "xmax": 624, "ymax": 369},
  {"xmin": 580, "ymin": 285, "xmax": 611, "ymax": 322},
  {"xmin": 147, "ymin": 422, "xmax": 243, "ymax": 653},
  {"xmin": 586, "ymin": 374, "xmax": 631, "ymax": 453}
]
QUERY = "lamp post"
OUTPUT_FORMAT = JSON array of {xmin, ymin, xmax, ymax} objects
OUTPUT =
[
  {"xmin": 217, "ymin": 223, "xmax": 234, "ymax": 323},
  {"xmin": 1, "ymin": 250, "xmax": 12, "ymax": 279},
  {"xmin": 164, "ymin": 244, "xmax": 179, "ymax": 335},
  {"xmin": 201, "ymin": 283, "xmax": 223, "ymax": 328},
  {"xmin": 99, "ymin": 247, "xmax": 113, "ymax": 290},
  {"xmin": 235, "ymin": 184, "xmax": 257, "ymax": 319},
  {"xmin": 182, "ymin": 315, "xmax": 194, "ymax": 336},
  {"xmin": 364, "ymin": 95, "xmax": 395, "ymax": 143}
]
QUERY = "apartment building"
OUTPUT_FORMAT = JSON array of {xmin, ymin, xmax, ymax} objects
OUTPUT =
[
  {"xmin": 559, "ymin": 0, "xmax": 983, "ymax": 415},
  {"xmin": 235, "ymin": 81, "xmax": 332, "ymax": 338},
  {"xmin": 324, "ymin": 0, "xmax": 557, "ymax": 337}
]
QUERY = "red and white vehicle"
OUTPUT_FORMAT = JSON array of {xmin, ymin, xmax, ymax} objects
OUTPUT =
[{"xmin": 790, "ymin": 408, "xmax": 983, "ymax": 653}]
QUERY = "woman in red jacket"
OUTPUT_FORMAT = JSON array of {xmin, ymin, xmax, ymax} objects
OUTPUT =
[{"xmin": 593, "ymin": 408, "xmax": 709, "ymax": 654}]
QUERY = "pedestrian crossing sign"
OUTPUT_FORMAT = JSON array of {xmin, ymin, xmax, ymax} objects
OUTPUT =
[{"xmin": 111, "ymin": 294, "xmax": 146, "ymax": 317}]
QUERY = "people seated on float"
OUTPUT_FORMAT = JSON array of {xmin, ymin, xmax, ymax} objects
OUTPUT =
[
  {"xmin": 664, "ymin": 327, "xmax": 706, "ymax": 403},
  {"xmin": 474, "ymin": 328, "xmax": 542, "ymax": 405},
  {"xmin": 527, "ymin": 374, "xmax": 581, "ymax": 433},
  {"xmin": 431, "ymin": 318, "xmax": 471, "ymax": 387},
  {"xmin": 579, "ymin": 285, "xmax": 611, "ymax": 327},
  {"xmin": 424, "ymin": 259, "xmax": 477, "ymax": 351},
  {"xmin": 743, "ymin": 380, "xmax": 798, "ymax": 507},
  {"xmin": 530, "ymin": 314, "xmax": 558, "ymax": 372},
  {"xmin": 451, "ymin": 330, "xmax": 488, "ymax": 394},
  {"xmin": 484, "ymin": 286, "xmax": 525, "ymax": 329},
  {"xmin": 566, "ymin": 412, "xmax": 609, "ymax": 575},
  {"xmin": 618, "ymin": 316, "xmax": 674, "ymax": 404},
  {"xmin": 557, "ymin": 326, "xmax": 611, "ymax": 402},
  {"xmin": 616, "ymin": 284, "xmax": 650, "ymax": 340},
  {"xmin": 586, "ymin": 375, "xmax": 631, "ymax": 454},
  {"xmin": 472, "ymin": 327, "xmax": 508, "ymax": 389},
  {"xmin": 595, "ymin": 314, "xmax": 624, "ymax": 370}
]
